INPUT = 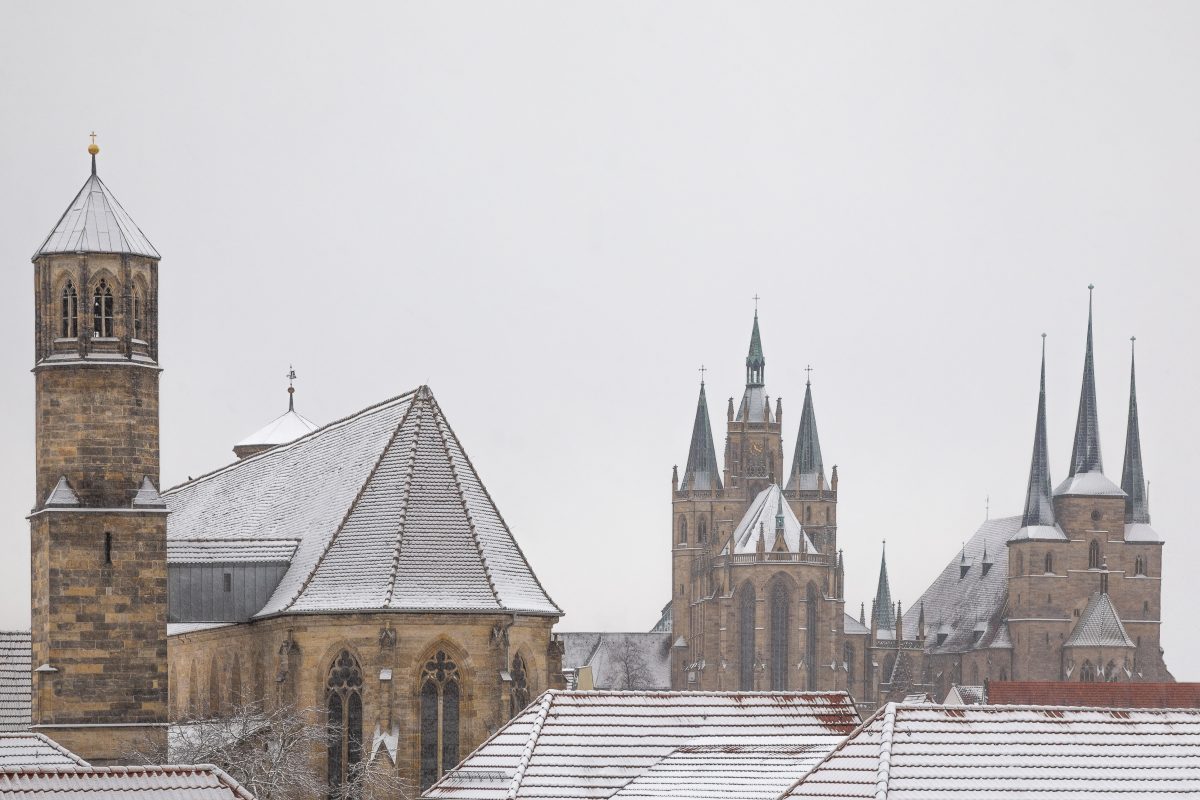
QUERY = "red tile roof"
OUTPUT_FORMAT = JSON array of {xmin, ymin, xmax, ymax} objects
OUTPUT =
[{"xmin": 986, "ymin": 681, "xmax": 1200, "ymax": 708}]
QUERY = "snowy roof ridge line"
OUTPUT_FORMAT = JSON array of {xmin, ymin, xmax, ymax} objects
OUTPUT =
[
  {"xmin": 425, "ymin": 390, "xmax": 562, "ymax": 615},
  {"xmin": 873, "ymin": 702, "xmax": 897, "ymax": 800},
  {"xmin": 278, "ymin": 391, "xmax": 423, "ymax": 614},
  {"xmin": 504, "ymin": 691, "xmax": 555, "ymax": 800},
  {"xmin": 381, "ymin": 393, "xmax": 423, "ymax": 608},
  {"xmin": 163, "ymin": 390, "xmax": 419, "ymax": 495}
]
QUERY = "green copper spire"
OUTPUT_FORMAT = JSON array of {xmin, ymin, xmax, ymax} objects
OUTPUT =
[
  {"xmin": 680, "ymin": 380, "xmax": 722, "ymax": 492},
  {"xmin": 746, "ymin": 311, "xmax": 765, "ymax": 388},
  {"xmin": 1122, "ymin": 337, "xmax": 1150, "ymax": 524},
  {"xmin": 872, "ymin": 542, "xmax": 896, "ymax": 630}
]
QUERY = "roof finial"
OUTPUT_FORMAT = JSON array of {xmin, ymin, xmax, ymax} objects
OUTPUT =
[
  {"xmin": 698, "ymin": 364, "xmax": 706, "ymax": 386},
  {"xmin": 804, "ymin": 364, "xmax": 813, "ymax": 387},
  {"xmin": 88, "ymin": 131, "xmax": 99, "ymax": 175},
  {"xmin": 752, "ymin": 293, "xmax": 761, "ymax": 313},
  {"xmin": 286, "ymin": 364, "xmax": 297, "ymax": 412}
]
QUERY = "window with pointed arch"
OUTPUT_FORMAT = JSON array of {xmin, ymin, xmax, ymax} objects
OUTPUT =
[
  {"xmin": 678, "ymin": 516, "xmax": 687, "ymax": 545},
  {"xmin": 843, "ymin": 642, "xmax": 855, "ymax": 692},
  {"xmin": 1044, "ymin": 552, "xmax": 1054, "ymax": 575},
  {"xmin": 92, "ymin": 278, "xmax": 114, "ymax": 337},
  {"xmin": 697, "ymin": 516, "xmax": 708, "ymax": 544},
  {"xmin": 737, "ymin": 583, "xmax": 756, "ymax": 690},
  {"xmin": 132, "ymin": 286, "xmax": 144, "ymax": 340},
  {"xmin": 1088, "ymin": 540, "xmax": 1101, "ymax": 570},
  {"xmin": 1014, "ymin": 551, "xmax": 1024, "ymax": 577},
  {"xmin": 769, "ymin": 581, "xmax": 791, "ymax": 690},
  {"xmin": 1134, "ymin": 555, "xmax": 1145, "ymax": 576},
  {"xmin": 510, "ymin": 654, "xmax": 530, "ymax": 717},
  {"xmin": 326, "ymin": 650, "xmax": 364, "ymax": 796},
  {"xmin": 805, "ymin": 583, "xmax": 819, "ymax": 690},
  {"xmin": 1105, "ymin": 660, "xmax": 1119, "ymax": 682},
  {"xmin": 60, "ymin": 280, "xmax": 78, "ymax": 338},
  {"xmin": 1079, "ymin": 660, "xmax": 1097, "ymax": 682},
  {"xmin": 420, "ymin": 650, "xmax": 461, "ymax": 792}
]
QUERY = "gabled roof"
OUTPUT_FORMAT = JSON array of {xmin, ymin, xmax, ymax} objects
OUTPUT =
[
  {"xmin": 786, "ymin": 703, "xmax": 1200, "ymax": 799},
  {"xmin": 0, "ymin": 633, "xmax": 30, "ymax": 733},
  {"xmin": 0, "ymin": 765, "xmax": 254, "ymax": 799},
  {"xmin": 843, "ymin": 612, "xmax": 869, "ymax": 636},
  {"xmin": 680, "ymin": 383, "xmax": 722, "ymax": 492},
  {"xmin": 43, "ymin": 478, "xmax": 79, "ymax": 509},
  {"xmin": 1064, "ymin": 593, "xmax": 1135, "ymax": 649},
  {"xmin": 164, "ymin": 386, "xmax": 560, "ymax": 617},
  {"xmin": 785, "ymin": 381, "xmax": 824, "ymax": 491},
  {"xmin": 987, "ymin": 681, "xmax": 1200, "ymax": 708},
  {"xmin": 34, "ymin": 167, "xmax": 159, "ymax": 259},
  {"xmin": 234, "ymin": 409, "xmax": 319, "ymax": 451},
  {"xmin": 728, "ymin": 485, "xmax": 814, "ymax": 554},
  {"xmin": 609, "ymin": 743, "xmax": 832, "ymax": 800},
  {"xmin": 0, "ymin": 734, "xmax": 88, "ymax": 768},
  {"xmin": 423, "ymin": 691, "xmax": 859, "ymax": 800}
]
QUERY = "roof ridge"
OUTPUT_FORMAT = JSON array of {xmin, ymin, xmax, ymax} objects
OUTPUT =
[
  {"xmin": 383, "ymin": 392, "xmax": 426, "ymax": 607},
  {"xmin": 163, "ymin": 390, "xmax": 419, "ymax": 495},
  {"xmin": 506, "ymin": 691, "xmax": 556, "ymax": 800},
  {"xmin": 277, "ymin": 392, "xmax": 422, "ymax": 613},
  {"xmin": 873, "ymin": 702, "xmax": 898, "ymax": 800},
  {"xmin": 779, "ymin": 700, "xmax": 887, "ymax": 798}
]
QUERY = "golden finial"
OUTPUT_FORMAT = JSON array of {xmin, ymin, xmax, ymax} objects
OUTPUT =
[{"xmin": 87, "ymin": 132, "xmax": 99, "ymax": 156}]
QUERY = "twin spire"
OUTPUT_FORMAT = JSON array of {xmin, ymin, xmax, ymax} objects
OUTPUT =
[
  {"xmin": 1020, "ymin": 335, "xmax": 1055, "ymax": 529},
  {"xmin": 680, "ymin": 381, "xmax": 722, "ymax": 492},
  {"xmin": 1068, "ymin": 286, "xmax": 1103, "ymax": 477}
]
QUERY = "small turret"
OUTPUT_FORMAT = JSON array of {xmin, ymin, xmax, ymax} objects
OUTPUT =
[
  {"xmin": 896, "ymin": 601, "xmax": 904, "ymax": 641},
  {"xmin": 916, "ymin": 602, "xmax": 926, "ymax": 642},
  {"xmin": 1121, "ymin": 338, "xmax": 1150, "ymax": 525}
]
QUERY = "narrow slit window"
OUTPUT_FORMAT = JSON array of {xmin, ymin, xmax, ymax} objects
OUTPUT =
[
  {"xmin": 223, "ymin": 573, "xmax": 232, "ymax": 592},
  {"xmin": 103, "ymin": 532, "xmax": 112, "ymax": 564}
]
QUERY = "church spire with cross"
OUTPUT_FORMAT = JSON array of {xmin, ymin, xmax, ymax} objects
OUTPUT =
[
  {"xmin": 679, "ymin": 368, "xmax": 722, "ymax": 493},
  {"xmin": 1122, "ymin": 337, "xmax": 1151, "ymax": 525},
  {"xmin": 233, "ymin": 365, "xmax": 320, "ymax": 459},
  {"xmin": 735, "ymin": 303, "xmax": 773, "ymax": 424},
  {"xmin": 786, "ymin": 365, "xmax": 826, "ymax": 492}
]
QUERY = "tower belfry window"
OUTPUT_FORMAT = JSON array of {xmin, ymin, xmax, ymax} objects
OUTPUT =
[
  {"xmin": 60, "ymin": 281, "xmax": 78, "ymax": 338},
  {"xmin": 92, "ymin": 279, "xmax": 114, "ymax": 337},
  {"xmin": 678, "ymin": 516, "xmax": 687, "ymax": 545},
  {"xmin": 697, "ymin": 517, "xmax": 708, "ymax": 543}
]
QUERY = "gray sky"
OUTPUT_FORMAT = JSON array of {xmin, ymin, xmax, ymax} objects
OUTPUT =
[{"xmin": 1, "ymin": 2, "xmax": 1197, "ymax": 678}]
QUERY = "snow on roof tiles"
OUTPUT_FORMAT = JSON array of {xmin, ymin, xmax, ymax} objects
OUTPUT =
[
  {"xmin": 0, "ymin": 633, "xmax": 30, "ymax": 733},
  {"xmin": 423, "ymin": 691, "xmax": 860, "ymax": 800},
  {"xmin": 730, "ymin": 485, "xmax": 815, "ymax": 555},
  {"xmin": 0, "ymin": 765, "xmax": 254, "ymax": 799},
  {"xmin": 843, "ymin": 613, "xmax": 869, "ymax": 636},
  {"xmin": 1064, "ymin": 593, "xmax": 1135, "ymax": 649},
  {"xmin": 234, "ymin": 409, "xmax": 319, "ymax": 449},
  {"xmin": 0, "ymin": 734, "xmax": 88, "ymax": 768},
  {"xmin": 164, "ymin": 387, "xmax": 559, "ymax": 617},
  {"xmin": 167, "ymin": 539, "xmax": 298, "ymax": 564},
  {"xmin": 1053, "ymin": 470, "xmax": 1124, "ymax": 497},
  {"xmin": 987, "ymin": 681, "xmax": 1200, "ymax": 708},
  {"xmin": 610, "ymin": 744, "xmax": 832, "ymax": 800},
  {"xmin": 34, "ymin": 173, "xmax": 159, "ymax": 259},
  {"xmin": 785, "ymin": 703, "xmax": 1200, "ymax": 799}
]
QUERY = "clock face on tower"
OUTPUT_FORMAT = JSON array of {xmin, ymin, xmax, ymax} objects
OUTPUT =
[{"xmin": 750, "ymin": 441, "xmax": 763, "ymax": 456}]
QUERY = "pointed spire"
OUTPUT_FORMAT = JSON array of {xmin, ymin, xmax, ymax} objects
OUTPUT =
[
  {"xmin": 786, "ymin": 376, "xmax": 825, "ymax": 491},
  {"xmin": 1122, "ymin": 337, "xmax": 1150, "ymax": 524},
  {"xmin": 872, "ymin": 542, "xmax": 896, "ymax": 630},
  {"xmin": 775, "ymin": 490, "xmax": 785, "ymax": 531},
  {"xmin": 917, "ymin": 602, "xmax": 926, "ymax": 641},
  {"xmin": 746, "ymin": 310, "xmax": 765, "ymax": 388},
  {"xmin": 1022, "ymin": 334, "xmax": 1056, "ymax": 527},
  {"xmin": 859, "ymin": 602, "xmax": 866, "ymax": 627},
  {"xmin": 680, "ymin": 381, "xmax": 723, "ymax": 492},
  {"xmin": 1069, "ymin": 286, "xmax": 1104, "ymax": 476}
]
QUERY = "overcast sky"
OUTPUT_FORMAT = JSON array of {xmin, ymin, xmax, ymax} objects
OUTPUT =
[{"xmin": 1, "ymin": 2, "xmax": 1197, "ymax": 678}]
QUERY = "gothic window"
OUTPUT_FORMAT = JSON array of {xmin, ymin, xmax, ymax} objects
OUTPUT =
[
  {"xmin": 825, "ymin": 507, "xmax": 830, "ymax": 523},
  {"xmin": 229, "ymin": 655, "xmax": 242, "ymax": 708},
  {"xmin": 326, "ymin": 650, "xmax": 364, "ymax": 796},
  {"xmin": 678, "ymin": 516, "xmax": 687, "ymax": 545},
  {"xmin": 133, "ymin": 288, "xmax": 144, "ymax": 340},
  {"xmin": 697, "ymin": 516, "xmax": 708, "ymax": 544},
  {"xmin": 510, "ymin": 654, "xmax": 530, "ymax": 717},
  {"xmin": 1080, "ymin": 660, "xmax": 1097, "ymax": 682},
  {"xmin": 1105, "ymin": 660, "xmax": 1118, "ymax": 682},
  {"xmin": 805, "ymin": 583, "xmax": 819, "ymax": 690},
  {"xmin": 737, "ymin": 584, "xmax": 756, "ymax": 690},
  {"xmin": 60, "ymin": 280, "xmax": 78, "ymax": 337},
  {"xmin": 1088, "ymin": 540, "xmax": 1101, "ymax": 570},
  {"xmin": 843, "ymin": 642, "xmax": 855, "ymax": 692},
  {"xmin": 1015, "ymin": 551, "xmax": 1024, "ymax": 576},
  {"xmin": 92, "ymin": 278, "xmax": 114, "ymax": 337},
  {"xmin": 420, "ymin": 650, "xmax": 461, "ymax": 792},
  {"xmin": 769, "ymin": 582, "xmax": 790, "ymax": 690},
  {"xmin": 1134, "ymin": 555, "xmax": 1145, "ymax": 576},
  {"xmin": 1044, "ymin": 553, "xmax": 1054, "ymax": 574},
  {"xmin": 208, "ymin": 655, "xmax": 220, "ymax": 717},
  {"xmin": 805, "ymin": 506, "xmax": 811, "ymax": 522},
  {"xmin": 883, "ymin": 654, "xmax": 895, "ymax": 684}
]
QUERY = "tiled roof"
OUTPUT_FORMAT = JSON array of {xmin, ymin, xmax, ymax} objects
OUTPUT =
[
  {"xmin": 34, "ymin": 171, "xmax": 159, "ymax": 259},
  {"xmin": 234, "ymin": 409, "xmax": 319, "ymax": 450},
  {"xmin": 0, "ymin": 633, "xmax": 30, "ymax": 733},
  {"xmin": 0, "ymin": 765, "xmax": 254, "ymax": 799},
  {"xmin": 785, "ymin": 703, "xmax": 1200, "ymax": 799},
  {"xmin": 609, "ymin": 744, "xmax": 832, "ymax": 800},
  {"xmin": 1064, "ymin": 593, "xmax": 1135, "ymax": 649},
  {"xmin": 167, "ymin": 539, "xmax": 299, "ymax": 564},
  {"xmin": 423, "ymin": 691, "xmax": 859, "ymax": 800},
  {"xmin": 730, "ymin": 485, "xmax": 815, "ymax": 555},
  {"xmin": 557, "ymin": 633, "xmax": 672, "ymax": 690},
  {"xmin": 843, "ymin": 613, "xmax": 868, "ymax": 636},
  {"xmin": 987, "ymin": 681, "xmax": 1200, "ymax": 708},
  {"xmin": 0, "ymin": 734, "xmax": 87, "ymax": 768},
  {"xmin": 164, "ymin": 387, "xmax": 559, "ymax": 617}
]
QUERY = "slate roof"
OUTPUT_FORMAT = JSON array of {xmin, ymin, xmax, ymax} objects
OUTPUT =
[
  {"xmin": 0, "ymin": 634, "xmax": 30, "ymax": 733},
  {"xmin": 679, "ymin": 384, "xmax": 722, "ymax": 493},
  {"xmin": 423, "ymin": 691, "xmax": 860, "ymax": 800},
  {"xmin": 234, "ymin": 409, "xmax": 319, "ymax": 451},
  {"xmin": 1064, "ymin": 593, "xmax": 1135, "ymax": 649},
  {"xmin": 556, "ymin": 633, "xmax": 672, "ymax": 690},
  {"xmin": 0, "ymin": 765, "xmax": 254, "ymax": 799},
  {"xmin": 167, "ymin": 539, "xmax": 299, "ymax": 565},
  {"xmin": 34, "ymin": 168, "xmax": 159, "ymax": 259},
  {"xmin": 987, "ymin": 681, "xmax": 1200, "ymax": 708},
  {"xmin": 0, "ymin": 734, "xmax": 87, "ymax": 769},
  {"xmin": 729, "ymin": 485, "xmax": 815, "ymax": 555},
  {"xmin": 843, "ymin": 613, "xmax": 869, "ymax": 636},
  {"xmin": 784, "ymin": 703, "xmax": 1200, "ymax": 799},
  {"xmin": 164, "ymin": 387, "xmax": 559, "ymax": 617},
  {"xmin": 785, "ymin": 382, "xmax": 824, "ymax": 492},
  {"xmin": 609, "ymin": 744, "xmax": 832, "ymax": 800}
]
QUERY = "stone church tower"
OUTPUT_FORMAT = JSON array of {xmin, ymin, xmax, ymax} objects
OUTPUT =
[
  {"xmin": 670, "ymin": 312, "xmax": 846, "ymax": 692},
  {"xmin": 28, "ymin": 142, "xmax": 168, "ymax": 762}
]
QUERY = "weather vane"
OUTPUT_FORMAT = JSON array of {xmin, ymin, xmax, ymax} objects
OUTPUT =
[{"xmin": 286, "ymin": 365, "xmax": 297, "ymax": 410}]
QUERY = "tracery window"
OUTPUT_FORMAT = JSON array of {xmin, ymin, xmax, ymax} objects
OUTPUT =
[
  {"xmin": 843, "ymin": 642, "xmax": 855, "ymax": 692},
  {"xmin": 678, "ymin": 516, "xmax": 687, "ymax": 545},
  {"xmin": 769, "ymin": 582, "xmax": 791, "ymax": 690},
  {"xmin": 60, "ymin": 281, "xmax": 78, "ymax": 337},
  {"xmin": 133, "ymin": 288, "xmax": 144, "ymax": 339},
  {"xmin": 1080, "ymin": 660, "xmax": 1097, "ymax": 682},
  {"xmin": 1088, "ymin": 540, "xmax": 1101, "ymax": 570},
  {"xmin": 420, "ymin": 650, "xmax": 460, "ymax": 792},
  {"xmin": 92, "ymin": 278, "xmax": 114, "ymax": 337},
  {"xmin": 1105, "ymin": 660, "xmax": 1118, "ymax": 682},
  {"xmin": 326, "ymin": 650, "xmax": 364, "ymax": 797},
  {"xmin": 697, "ymin": 516, "xmax": 708, "ymax": 544},
  {"xmin": 510, "ymin": 654, "xmax": 530, "ymax": 717},
  {"xmin": 805, "ymin": 583, "xmax": 819, "ymax": 690},
  {"xmin": 737, "ymin": 584, "xmax": 756, "ymax": 690}
]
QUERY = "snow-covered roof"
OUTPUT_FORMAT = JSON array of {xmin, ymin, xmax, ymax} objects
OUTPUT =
[
  {"xmin": 1008, "ymin": 523, "xmax": 1067, "ymax": 542},
  {"xmin": 735, "ymin": 386, "xmax": 773, "ymax": 424},
  {"xmin": 730, "ymin": 485, "xmax": 815, "ymax": 555},
  {"xmin": 0, "ymin": 633, "xmax": 30, "ymax": 733},
  {"xmin": 0, "ymin": 734, "xmax": 88, "ymax": 768},
  {"xmin": 1064, "ymin": 593, "xmax": 1135, "ymax": 649},
  {"xmin": 43, "ymin": 478, "xmax": 79, "ymax": 508},
  {"xmin": 843, "ymin": 613, "xmax": 869, "ymax": 636},
  {"xmin": 167, "ymin": 539, "xmax": 299, "ymax": 564},
  {"xmin": 164, "ymin": 386, "xmax": 560, "ymax": 617},
  {"xmin": 1053, "ymin": 470, "xmax": 1124, "ymax": 497},
  {"xmin": 609, "ymin": 744, "xmax": 832, "ymax": 800},
  {"xmin": 423, "ymin": 691, "xmax": 859, "ymax": 800},
  {"xmin": 234, "ymin": 408, "xmax": 319, "ymax": 450},
  {"xmin": 1124, "ymin": 523, "xmax": 1162, "ymax": 543},
  {"xmin": 557, "ymin": 633, "xmax": 672, "ymax": 690},
  {"xmin": 943, "ymin": 685, "xmax": 985, "ymax": 706},
  {"xmin": 166, "ymin": 622, "xmax": 235, "ymax": 637},
  {"xmin": 34, "ymin": 171, "xmax": 159, "ymax": 259},
  {"xmin": 0, "ymin": 765, "xmax": 254, "ymax": 799},
  {"xmin": 785, "ymin": 703, "xmax": 1200, "ymax": 799}
]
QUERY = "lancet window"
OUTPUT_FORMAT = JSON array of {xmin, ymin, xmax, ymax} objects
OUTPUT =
[
  {"xmin": 737, "ymin": 584, "xmax": 756, "ymax": 690},
  {"xmin": 420, "ymin": 650, "xmax": 461, "ymax": 792},
  {"xmin": 805, "ymin": 583, "xmax": 819, "ymax": 690},
  {"xmin": 60, "ymin": 280, "xmax": 78, "ymax": 337},
  {"xmin": 769, "ymin": 582, "xmax": 790, "ymax": 690},
  {"xmin": 1089, "ymin": 540, "xmax": 1101, "ymax": 570},
  {"xmin": 326, "ymin": 650, "xmax": 364, "ymax": 797},
  {"xmin": 92, "ymin": 278, "xmax": 114, "ymax": 337},
  {"xmin": 511, "ymin": 654, "xmax": 530, "ymax": 717}
]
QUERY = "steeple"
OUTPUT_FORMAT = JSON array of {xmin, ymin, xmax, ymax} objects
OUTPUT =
[
  {"xmin": 1021, "ymin": 335, "xmax": 1055, "ymax": 528},
  {"xmin": 680, "ymin": 381, "xmax": 723, "ymax": 492},
  {"xmin": 735, "ymin": 310, "xmax": 773, "ymax": 424},
  {"xmin": 1068, "ymin": 286, "xmax": 1103, "ymax": 477},
  {"xmin": 746, "ymin": 310, "xmax": 765, "ymax": 388},
  {"xmin": 233, "ymin": 366, "xmax": 320, "ymax": 459},
  {"xmin": 1122, "ymin": 338, "xmax": 1150, "ymax": 524},
  {"xmin": 786, "ymin": 375, "xmax": 825, "ymax": 491},
  {"xmin": 872, "ymin": 542, "xmax": 896, "ymax": 630}
]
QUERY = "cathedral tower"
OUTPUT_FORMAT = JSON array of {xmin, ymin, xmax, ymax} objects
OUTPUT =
[{"xmin": 28, "ymin": 142, "xmax": 168, "ymax": 762}]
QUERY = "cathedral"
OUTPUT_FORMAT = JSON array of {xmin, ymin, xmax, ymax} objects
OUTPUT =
[{"xmin": 26, "ymin": 145, "xmax": 563, "ymax": 792}]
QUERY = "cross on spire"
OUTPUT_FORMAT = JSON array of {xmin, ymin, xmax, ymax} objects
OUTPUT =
[
  {"xmin": 804, "ymin": 364, "xmax": 813, "ymax": 385},
  {"xmin": 89, "ymin": 132, "xmax": 97, "ymax": 145},
  {"xmin": 698, "ymin": 364, "xmax": 707, "ymax": 385},
  {"xmin": 286, "ymin": 365, "xmax": 297, "ymax": 411},
  {"xmin": 752, "ymin": 294, "xmax": 761, "ymax": 311}
]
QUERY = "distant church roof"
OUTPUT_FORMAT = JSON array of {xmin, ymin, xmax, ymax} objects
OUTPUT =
[
  {"xmin": 234, "ymin": 408, "xmax": 320, "ymax": 450},
  {"xmin": 1065, "ymin": 592, "xmax": 1135, "ymax": 649},
  {"xmin": 34, "ymin": 148, "xmax": 159, "ymax": 259},
  {"xmin": 727, "ymin": 484, "xmax": 814, "ymax": 555},
  {"xmin": 165, "ymin": 386, "xmax": 560, "ymax": 617}
]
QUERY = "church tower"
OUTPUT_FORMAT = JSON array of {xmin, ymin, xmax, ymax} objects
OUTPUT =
[{"xmin": 28, "ymin": 141, "xmax": 168, "ymax": 762}]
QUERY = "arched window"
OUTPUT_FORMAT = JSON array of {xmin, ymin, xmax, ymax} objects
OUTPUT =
[
  {"xmin": 327, "ymin": 650, "xmax": 364, "ymax": 795},
  {"xmin": 805, "ymin": 583, "xmax": 819, "ymax": 690},
  {"xmin": 133, "ymin": 288, "xmax": 144, "ymax": 340},
  {"xmin": 60, "ymin": 281, "xmax": 78, "ymax": 338},
  {"xmin": 883, "ymin": 654, "xmax": 896, "ymax": 684},
  {"xmin": 843, "ymin": 642, "xmax": 855, "ymax": 693},
  {"xmin": 697, "ymin": 516, "xmax": 708, "ymax": 544},
  {"xmin": 1044, "ymin": 552, "xmax": 1054, "ymax": 574},
  {"xmin": 1105, "ymin": 660, "xmax": 1119, "ymax": 682},
  {"xmin": 805, "ymin": 506, "xmax": 811, "ymax": 522},
  {"xmin": 1134, "ymin": 555, "xmax": 1145, "ymax": 576},
  {"xmin": 678, "ymin": 516, "xmax": 687, "ymax": 545},
  {"xmin": 737, "ymin": 584, "xmax": 756, "ymax": 690},
  {"xmin": 1015, "ymin": 551, "xmax": 1024, "ymax": 576},
  {"xmin": 229, "ymin": 654, "xmax": 242, "ymax": 710},
  {"xmin": 769, "ymin": 582, "xmax": 791, "ymax": 690},
  {"xmin": 510, "ymin": 654, "xmax": 530, "ymax": 717},
  {"xmin": 420, "ymin": 650, "xmax": 460, "ymax": 792},
  {"xmin": 1089, "ymin": 540, "xmax": 1101, "ymax": 569},
  {"xmin": 1080, "ymin": 660, "xmax": 1096, "ymax": 682},
  {"xmin": 92, "ymin": 279, "xmax": 114, "ymax": 337},
  {"xmin": 207, "ymin": 655, "xmax": 220, "ymax": 717}
]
